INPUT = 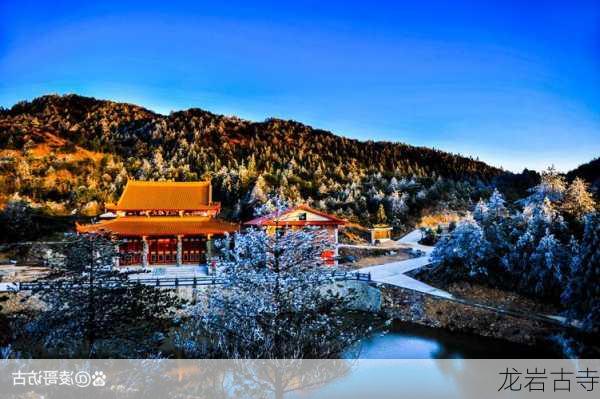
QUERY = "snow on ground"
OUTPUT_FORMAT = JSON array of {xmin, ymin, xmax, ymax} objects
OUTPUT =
[
  {"xmin": 0, "ymin": 282, "xmax": 19, "ymax": 292},
  {"xmin": 357, "ymin": 229, "xmax": 452, "ymax": 299}
]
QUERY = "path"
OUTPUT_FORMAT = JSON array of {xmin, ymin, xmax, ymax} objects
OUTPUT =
[
  {"xmin": 356, "ymin": 229, "xmax": 452, "ymax": 299},
  {"xmin": 356, "ymin": 229, "xmax": 572, "ymax": 327}
]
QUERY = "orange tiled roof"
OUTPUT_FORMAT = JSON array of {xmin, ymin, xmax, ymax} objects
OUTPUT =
[
  {"xmin": 244, "ymin": 204, "xmax": 346, "ymax": 227},
  {"xmin": 76, "ymin": 216, "xmax": 239, "ymax": 236},
  {"xmin": 110, "ymin": 180, "xmax": 214, "ymax": 211}
]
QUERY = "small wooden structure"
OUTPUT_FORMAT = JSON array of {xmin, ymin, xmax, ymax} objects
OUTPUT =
[{"xmin": 369, "ymin": 224, "xmax": 392, "ymax": 244}]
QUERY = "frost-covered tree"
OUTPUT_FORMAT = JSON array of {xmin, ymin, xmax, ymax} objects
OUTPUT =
[
  {"xmin": 562, "ymin": 214, "xmax": 600, "ymax": 332},
  {"xmin": 502, "ymin": 198, "xmax": 569, "ymax": 298},
  {"xmin": 247, "ymin": 174, "xmax": 269, "ymax": 206},
  {"xmin": 525, "ymin": 166, "xmax": 566, "ymax": 204},
  {"xmin": 527, "ymin": 230, "xmax": 568, "ymax": 298},
  {"xmin": 253, "ymin": 194, "xmax": 290, "ymax": 217},
  {"xmin": 561, "ymin": 178, "xmax": 596, "ymax": 219},
  {"xmin": 487, "ymin": 188, "xmax": 507, "ymax": 220},
  {"xmin": 472, "ymin": 199, "xmax": 488, "ymax": 223},
  {"xmin": 23, "ymin": 234, "xmax": 183, "ymax": 357},
  {"xmin": 387, "ymin": 191, "xmax": 408, "ymax": 218},
  {"xmin": 174, "ymin": 227, "xmax": 369, "ymax": 358},
  {"xmin": 430, "ymin": 220, "xmax": 493, "ymax": 281}
]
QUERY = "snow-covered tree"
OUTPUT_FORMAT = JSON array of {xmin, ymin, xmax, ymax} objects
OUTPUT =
[
  {"xmin": 430, "ymin": 220, "xmax": 493, "ymax": 281},
  {"xmin": 562, "ymin": 213, "xmax": 600, "ymax": 332},
  {"xmin": 174, "ymin": 227, "xmax": 369, "ymax": 358},
  {"xmin": 472, "ymin": 199, "xmax": 488, "ymax": 223},
  {"xmin": 487, "ymin": 189, "xmax": 507, "ymax": 221},
  {"xmin": 528, "ymin": 230, "xmax": 568, "ymax": 297},
  {"xmin": 525, "ymin": 166, "xmax": 566, "ymax": 204},
  {"xmin": 247, "ymin": 174, "xmax": 269, "ymax": 205},
  {"xmin": 561, "ymin": 178, "xmax": 596, "ymax": 219},
  {"xmin": 253, "ymin": 194, "xmax": 290, "ymax": 217}
]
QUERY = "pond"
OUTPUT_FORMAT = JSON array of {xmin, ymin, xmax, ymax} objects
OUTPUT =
[{"xmin": 351, "ymin": 320, "xmax": 560, "ymax": 359}]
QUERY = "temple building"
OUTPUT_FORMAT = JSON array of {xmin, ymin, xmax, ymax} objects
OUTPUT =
[
  {"xmin": 244, "ymin": 205, "xmax": 346, "ymax": 265},
  {"xmin": 76, "ymin": 180, "xmax": 239, "ymax": 268}
]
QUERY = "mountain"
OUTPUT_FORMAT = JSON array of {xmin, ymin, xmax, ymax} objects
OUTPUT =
[{"xmin": 0, "ymin": 94, "xmax": 503, "ymax": 226}]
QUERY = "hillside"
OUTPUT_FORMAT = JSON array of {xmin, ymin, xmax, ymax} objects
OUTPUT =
[
  {"xmin": 567, "ymin": 157, "xmax": 600, "ymax": 191},
  {"xmin": 0, "ymin": 94, "xmax": 503, "ymax": 228}
]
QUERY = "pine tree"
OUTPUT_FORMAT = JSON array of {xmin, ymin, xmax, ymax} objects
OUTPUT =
[
  {"xmin": 525, "ymin": 166, "xmax": 566, "ymax": 204},
  {"xmin": 562, "ymin": 178, "xmax": 596, "ymax": 219},
  {"xmin": 174, "ymin": 227, "xmax": 369, "ymax": 358},
  {"xmin": 430, "ymin": 219, "xmax": 493, "ymax": 281},
  {"xmin": 376, "ymin": 204, "xmax": 387, "ymax": 224},
  {"xmin": 562, "ymin": 213, "xmax": 600, "ymax": 332}
]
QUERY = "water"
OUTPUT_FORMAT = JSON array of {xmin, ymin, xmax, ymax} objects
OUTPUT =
[{"xmin": 353, "ymin": 320, "xmax": 560, "ymax": 359}]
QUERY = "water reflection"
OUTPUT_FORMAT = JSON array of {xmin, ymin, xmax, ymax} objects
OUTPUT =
[
  {"xmin": 1, "ymin": 359, "xmax": 598, "ymax": 398},
  {"xmin": 0, "ymin": 359, "xmax": 353, "ymax": 399},
  {"xmin": 354, "ymin": 320, "xmax": 559, "ymax": 359}
]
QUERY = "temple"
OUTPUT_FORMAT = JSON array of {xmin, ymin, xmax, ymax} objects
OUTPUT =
[
  {"xmin": 244, "ymin": 205, "xmax": 346, "ymax": 265},
  {"xmin": 76, "ymin": 180, "xmax": 239, "ymax": 267}
]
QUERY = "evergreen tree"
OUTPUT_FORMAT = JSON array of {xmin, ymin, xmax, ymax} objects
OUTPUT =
[
  {"xmin": 562, "ymin": 214, "xmax": 600, "ymax": 332},
  {"xmin": 430, "ymin": 220, "xmax": 493, "ymax": 281},
  {"xmin": 376, "ymin": 204, "xmax": 387, "ymax": 224},
  {"xmin": 561, "ymin": 178, "xmax": 596, "ymax": 219},
  {"xmin": 174, "ymin": 227, "xmax": 369, "ymax": 358},
  {"xmin": 525, "ymin": 166, "xmax": 566, "ymax": 204}
]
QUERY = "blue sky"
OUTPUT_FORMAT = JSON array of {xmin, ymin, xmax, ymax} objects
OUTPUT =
[{"xmin": 1, "ymin": 1, "xmax": 598, "ymax": 172}]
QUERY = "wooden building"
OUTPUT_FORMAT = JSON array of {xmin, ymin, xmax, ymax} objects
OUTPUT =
[
  {"xmin": 369, "ymin": 224, "xmax": 393, "ymax": 244},
  {"xmin": 244, "ymin": 205, "xmax": 346, "ymax": 265},
  {"xmin": 76, "ymin": 180, "xmax": 238, "ymax": 267}
]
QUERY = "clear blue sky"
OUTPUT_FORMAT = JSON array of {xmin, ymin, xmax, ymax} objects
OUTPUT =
[{"xmin": 1, "ymin": 1, "xmax": 598, "ymax": 172}]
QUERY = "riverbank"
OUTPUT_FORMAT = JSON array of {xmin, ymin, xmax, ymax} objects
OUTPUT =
[{"xmin": 377, "ymin": 283, "xmax": 563, "ymax": 351}]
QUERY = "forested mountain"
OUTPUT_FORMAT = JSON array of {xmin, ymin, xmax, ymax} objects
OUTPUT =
[
  {"xmin": 567, "ymin": 157, "xmax": 600, "ymax": 191},
  {"xmin": 0, "ymin": 94, "xmax": 508, "ymax": 229}
]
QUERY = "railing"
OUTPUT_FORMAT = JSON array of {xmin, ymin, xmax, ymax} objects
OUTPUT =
[{"xmin": 14, "ymin": 271, "xmax": 371, "ymax": 291}]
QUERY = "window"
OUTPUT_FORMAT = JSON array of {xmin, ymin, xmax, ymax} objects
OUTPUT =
[{"xmin": 298, "ymin": 212, "xmax": 307, "ymax": 221}]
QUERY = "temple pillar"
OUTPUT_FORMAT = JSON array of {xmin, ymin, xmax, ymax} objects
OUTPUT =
[
  {"xmin": 142, "ymin": 236, "xmax": 149, "ymax": 267},
  {"xmin": 114, "ymin": 243, "xmax": 120, "ymax": 268},
  {"xmin": 206, "ymin": 234, "xmax": 214, "ymax": 262},
  {"xmin": 333, "ymin": 227, "xmax": 339, "ymax": 257},
  {"xmin": 176, "ymin": 235, "xmax": 183, "ymax": 267}
]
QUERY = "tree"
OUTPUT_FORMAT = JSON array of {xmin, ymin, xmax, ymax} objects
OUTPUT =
[
  {"xmin": 561, "ymin": 178, "xmax": 596, "ymax": 219},
  {"xmin": 174, "ymin": 227, "xmax": 369, "ymax": 358},
  {"xmin": 486, "ymin": 188, "xmax": 507, "ymax": 221},
  {"xmin": 375, "ymin": 204, "xmax": 387, "ymax": 224},
  {"xmin": 562, "ymin": 214, "xmax": 600, "ymax": 332},
  {"xmin": 0, "ymin": 199, "xmax": 35, "ymax": 242},
  {"xmin": 503, "ymin": 198, "xmax": 569, "ymax": 298},
  {"xmin": 23, "ymin": 234, "xmax": 183, "ymax": 357},
  {"xmin": 430, "ymin": 220, "xmax": 493, "ymax": 282},
  {"xmin": 528, "ymin": 230, "xmax": 568, "ymax": 298},
  {"xmin": 525, "ymin": 166, "xmax": 566, "ymax": 204}
]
